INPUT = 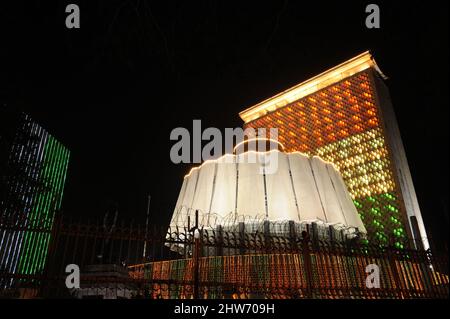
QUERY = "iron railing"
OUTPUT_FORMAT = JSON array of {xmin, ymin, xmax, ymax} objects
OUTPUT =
[{"xmin": 0, "ymin": 215, "xmax": 448, "ymax": 299}]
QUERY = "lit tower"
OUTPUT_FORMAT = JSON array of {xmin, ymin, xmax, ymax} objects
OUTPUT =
[{"xmin": 239, "ymin": 52, "xmax": 428, "ymax": 250}]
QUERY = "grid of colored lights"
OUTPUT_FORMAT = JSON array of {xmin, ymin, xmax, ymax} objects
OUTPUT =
[
  {"xmin": 244, "ymin": 70, "xmax": 408, "ymax": 246},
  {"xmin": 249, "ymin": 73, "xmax": 380, "ymax": 154},
  {"xmin": 353, "ymin": 193, "xmax": 405, "ymax": 247},
  {"xmin": 17, "ymin": 135, "xmax": 70, "ymax": 275},
  {"xmin": 315, "ymin": 128, "xmax": 395, "ymax": 198}
]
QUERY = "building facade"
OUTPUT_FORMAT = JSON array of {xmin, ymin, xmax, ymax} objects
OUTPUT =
[
  {"xmin": 239, "ymin": 52, "xmax": 427, "ymax": 250},
  {"xmin": 169, "ymin": 139, "xmax": 366, "ymax": 242},
  {"xmin": 0, "ymin": 105, "xmax": 70, "ymax": 286}
]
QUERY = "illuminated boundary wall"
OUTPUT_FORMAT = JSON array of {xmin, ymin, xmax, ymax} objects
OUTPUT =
[
  {"xmin": 239, "ymin": 52, "xmax": 427, "ymax": 250},
  {"xmin": 129, "ymin": 252, "xmax": 448, "ymax": 299}
]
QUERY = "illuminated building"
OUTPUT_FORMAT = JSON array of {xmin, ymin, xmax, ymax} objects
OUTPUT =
[
  {"xmin": 169, "ymin": 138, "xmax": 366, "ymax": 246},
  {"xmin": 133, "ymin": 53, "xmax": 445, "ymax": 299},
  {"xmin": 239, "ymin": 52, "xmax": 428, "ymax": 250},
  {"xmin": 0, "ymin": 105, "xmax": 70, "ymax": 286}
]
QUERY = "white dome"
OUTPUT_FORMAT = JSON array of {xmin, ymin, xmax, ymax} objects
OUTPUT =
[{"xmin": 169, "ymin": 150, "xmax": 366, "ymax": 234}]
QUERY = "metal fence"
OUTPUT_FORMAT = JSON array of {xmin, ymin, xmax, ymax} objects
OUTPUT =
[{"xmin": 0, "ymin": 215, "xmax": 448, "ymax": 299}]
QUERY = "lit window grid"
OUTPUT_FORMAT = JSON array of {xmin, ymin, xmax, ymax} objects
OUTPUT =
[
  {"xmin": 0, "ymin": 114, "xmax": 70, "ymax": 279},
  {"xmin": 244, "ymin": 71, "xmax": 407, "ymax": 246},
  {"xmin": 315, "ymin": 128, "xmax": 395, "ymax": 198},
  {"xmin": 354, "ymin": 192, "xmax": 405, "ymax": 246},
  {"xmin": 17, "ymin": 136, "xmax": 70, "ymax": 276},
  {"xmin": 250, "ymin": 73, "xmax": 379, "ymax": 150}
]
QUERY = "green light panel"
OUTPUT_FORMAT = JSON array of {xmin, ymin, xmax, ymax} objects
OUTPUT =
[{"xmin": 17, "ymin": 135, "xmax": 70, "ymax": 275}]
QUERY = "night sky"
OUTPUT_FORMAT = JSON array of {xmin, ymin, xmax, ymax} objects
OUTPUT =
[{"xmin": 1, "ymin": 1, "xmax": 448, "ymax": 245}]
